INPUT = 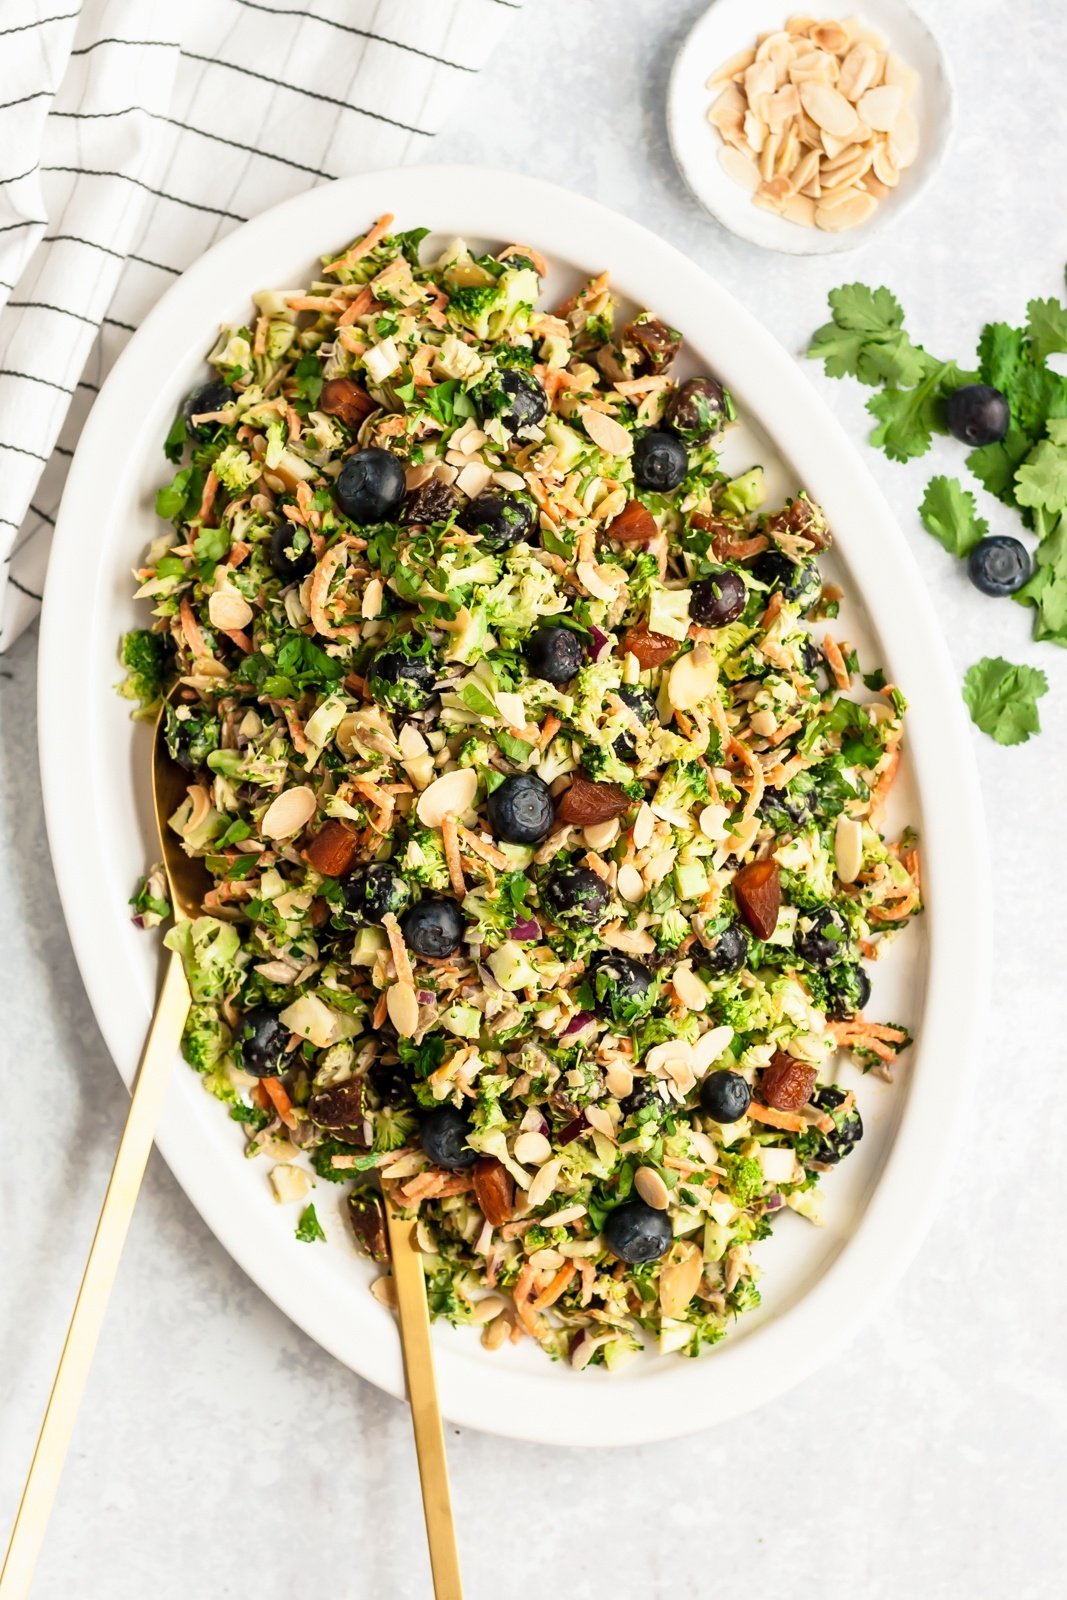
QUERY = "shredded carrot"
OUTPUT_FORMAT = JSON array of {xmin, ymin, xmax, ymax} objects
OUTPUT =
[
  {"xmin": 382, "ymin": 912, "xmax": 415, "ymax": 989},
  {"xmin": 221, "ymin": 628, "xmax": 252, "ymax": 654},
  {"xmin": 372, "ymin": 991, "xmax": 388, "ymax": 1029},
  {"xmin": 440, "ymin": 814, "xmax": 467, "ymax": 898},
  {"xmin": 262, "ymin": 1077, "xmax": 296, "ymax": 1129},
  {"xmin": 729, "ymin": 737, "xmax": 765, "ymax": 823},
  {"xmin": 250, "ymin": 1082, "xmax": 270, "ymax": 1113},
  {"xmin": 512, "ymin": 1263, "xmax": 547, "ymax": 1339},
  {"xmin": 179, "ymin": 594, "xmax": 209, "ymax": 659},
  {"xmin": 337, "ymin": 326, "xmax": 369, "ymax": 356},
  {"xmin": 822, "ymin": 634, "xmax": 851, "ymax": 691},
  {"xmin": 196, "ymin": 469, "xmax": 220, "ymax": 528},
  {"xmin": 869, "ymin": 749, "xmax": 901, "ymax": 823},
  {"xmin": 538, "ymin": 713, "xmax": 561, "ymax": 751},
  {"xmin": 531, "ymin": 1262, "xmax": 577, "ymax": 1311},
  {"xmin": 748, "ymin": 1102, "xmax": 808, "ymax": 1133},
  {"xmin": 502, "ymin": 242, "xmax": 549, "ymax": 277},
  {"xmin": 457, "ymin": 826, "xmax": 508, "ymax": 869},
  {"xmin": 322, "ymin": 212, "xmax": 395, "ymax": 275},
  {"xmin": 868, "ymin": 884, "xmax": 920, "ymax": 923},
  {"xmin": 285, "ymin": 294, "xmax": 348, "ymax": 313},
  {"xmin": 761, "ymin": 591, "xmax": 783, "ymax": 630},
  {"xmin": 252, "ymin": 314, "xmax": 268, "ymax": 358},
  {"xmin": 337, "ymin": 284, "xmax": 376, "ymax": 326}
]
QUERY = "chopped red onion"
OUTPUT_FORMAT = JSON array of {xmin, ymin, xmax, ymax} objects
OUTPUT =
[
  {"xmin": 509, "ymin": 916, "xmax": 541, "ymax": 941},
  {"xmin": 559, "ymin": 1111, "xmax": 588, "ymax": 1145},
  {"xmin": 589, "ymin": 625, "xmax": 610, "ymax": 662},
  {"xmin": 561, "ymin": 1010, "xmax": 595, "ymax": 1038}
]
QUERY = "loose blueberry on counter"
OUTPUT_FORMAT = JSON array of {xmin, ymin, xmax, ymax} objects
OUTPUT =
[
  {"xmin": 752, "ymin": 549, "xmax": 822, "ymax": 609},
  {"xmin": 525, "ymin": 625, "xmax": 584, "ymax": 685},
  {"xmin": 825, "ymin": 962, "xmax": 872, "ymax": 1020},
  {"xmin": 794, "ymin": 905, "xmax": 849, "ymax": 968},
  {"xmin": 336, "ymin": 447, "xmax": 407, "ymax": 524},
  {"xmin": 270, "ymin": 521, "xmax": 316, "ymax": 581},
  {"xmin": 633, "ymin": 430, "xmax": 688, "ymax": 492},
  {"xmin": 459, "ymin": 491, "xmax": 536, "ymax": 552},
  {"xmin": 420, "ymin": 1106, "xmax": 478, "ymax": 1170},
  {"xmin": 487, "ymin": 772, "xmax": 555, "ymax": 845},
  {"xmin": 541, "ymin": 866, "xmax": 612, "ymax": 926},
  {"xmin": 495, "ymin": 369, "xmax": 548, "ymax": 434},
  {"xmin": 614, "ymin": 683, "xmax": 658, "ymax": 762},
  {"xmin": 603, "ymin": 1200, "xmax": 674, "ymax": 1265},
  {"xmin": 587, "ymin": 949, "xmax": 653, "ymax": 1018},
  {"xmin": 367, "ymin": 645, "xmax": 438, "ymax": 712},
  {"xmin": 967, "ymin": 535, "xmax": 1031, "ymax": 596},
  {"xmin": 401, "ymin": 896, "xmax": 466, "ymax": 959},
  {"xmin": 698, "ymin": 1068, "xmax": 752, "ymax": 1124},
  {"xmin": 704, "ymin": 921, "xmax": 748, "ymax": 977},
  {"xmin": 945, "ymin": 383, "xmax": 1010, "ymax": 447},
  {"xmin": 808, "ymin": 1086, "xmax": 863, "ymax": 1164},
  {"xmin": 341, "ymin": 864, "xmax": 411, "ymax": 925},
  {"xmin": 662, "ymin": 376, "xmax": 731, "ymax": 444},
  {"xmin": 182, "ymin": 379, "xmax": 235, "ymax": 435},
  {"xmin": 690, "ymin": 568, "xmax": 747, "ymax": 628},
  {"xmin": 235, "ymin": 1006, "xmax": 290, "ymax": 1077}
]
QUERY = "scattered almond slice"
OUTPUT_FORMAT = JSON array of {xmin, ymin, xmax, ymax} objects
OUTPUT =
[
  {"xmin": 857, "ymin": 83, "xmax": 903, "ymax": 132},
  {"xmin": 718, "ymin": 145, "xmax": 761, "ymax": 193},
  {"xmin": 890, "ymin": 107, "xmax": 919, "ymax": 168},
  {"xmin": 815, "ymin": 189, "xmax": 878, "ymax": 231}
]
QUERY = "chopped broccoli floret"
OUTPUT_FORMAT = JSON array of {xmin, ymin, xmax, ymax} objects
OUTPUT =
[
  {"xmin": 117, "ymin": 628, "xmax": 166, "ymax": 715},
  {"xmin": 724, "ymin": 1154, "xmax": 764, "ymax": 1207},
  {"xmin": 181, "ymin": 1002, "xmax": 232, "ymax": 1074},
  {"xmin": 213, "ymin": 443, "xmax": 261, "ymax": 495}
]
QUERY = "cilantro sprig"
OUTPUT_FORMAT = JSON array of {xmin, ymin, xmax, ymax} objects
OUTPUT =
[{"xmin": 962, "ymin": 657, "xmax": 1048, "ymax": 746}]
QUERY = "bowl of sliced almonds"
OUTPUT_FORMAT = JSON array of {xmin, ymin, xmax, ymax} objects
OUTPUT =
[{"xmin": 668, "ymin": 0, "xmax": 955, "ymax": 253}]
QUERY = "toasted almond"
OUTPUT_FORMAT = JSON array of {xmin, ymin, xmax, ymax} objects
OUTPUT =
[
  {"xmin": 800, "ymin": 80, "xmax": 859, "ymax": 137},
  {"xmin": 604, "ymin": 1061, "xmax": 634, "ymax": 1099},
  {"xmin": 386, "ymin": 980, "xmax": 419, "ymax": 1037},
  {"xmin": 786, "ymin": 14, "xmax": 818, "ymax": 34},
  {"xmin": 799, "ymin": 174, "xmax": 822, "ymax": 199},
  {"xmin": 789, "ymin": 48, "xmax": 838, "ymax": 85},
  {"xmin": 820, "ymin": 139, "xmax": 864, "ymax": 173},
  {"xmin": 514, "ymin": 1130, "xmax": 552, "ymax": 1166},
  {"xmin": 781, "ymin": 192, "xmax": 818, "ymax": 227},
  {"xmin": 883, "ymin": 53, "xmax": 918, "ymax": 97},
  {"xmin": 857, "ymin": 84, "xmax": 903, "ymax": 132},
  {"xmin": 809, "ymin": 20, "xmax": 849, "ymax": 53},
  {"xmin": 764, "ymin": 82, "xmax": 800, "ymax": 130},
  {"xmin": 790, "ymin": 147, "xmax": 822, "ymax": 191},
  {"xmin": 837, "ymin": 41, "xmax": 877, "ymax": 101},
  {"xmin": 890, "ymin": 107, "xmax": 919, "ymax": 168},
  {"xmin": 744, "ymin": 59, "xmax": 777, "ymax": 103},
  {"xmin": 634, "ymin": 1167, "xmax": 671, "ymax": 1210},
  {"xmin": 774, "ymin": 125, "xmax": 800, "ymax": 178},
  {"xmin": 815, "ymin": 189, "xmax": 878, "ymax": 231},
  {"xmin": 584, "ymin": 1105, "xmax": 617, "ymax": 1142},
  {"xmin": 698, "ymin": 803, "xmax": 730, "ymax": 840},
  {"xmin": 261, "ymin": 784, "xmax": 316, "ymax": 840},
  {"xmin": 872, "ymin": 142, "xmax": 900, "ymax": 187},
  {"xmin": 754, "ymin": 29, "xmax": 791, "ymax": 61},
  {"xmin": 817, "ymin": 180, "xmax": 866, "ymax": 212},
  {"xmin": 617, "ymin": 863, "xmax": 645, "ymax": 904},
  {"xmin": 576, "ymin": 558, "xmax": 624, "ymax": 602},
  {"xmin": 759, "ymin": 127, "xmax": 782, "ymax": 182},
  {"xmin": 632, "ymin": 802, "xmax": 656, "ymax": 851},
  {"xmin": 705, "ymin": 47, "xmax": 756, "ymax": 86},
  {"xmin": 645, "ymin": 1040, "xmax": 694, "ymax": 1078},
  {"xmin": 834, "ymin": 814, "xmax": 864, "ymax": 883},
  {"xmin": 581, "ymin": 406, "xmax": 633, "ymax": 457},
  {"xmin": 861, "ymin": 172, "xmax": 890, "ymax": 199},
  {"xmin": 659, "ymin": 1241, "xmax": 703, "ymax": 1319},
  {"xmin": 455, "ymin": 459, "xmax": 493, "ymax": 499},
  {"xmin": 708, "ymin": 81, "xmax": 747, "ymax": 135},
  {"xmin": 207, "ymin": 588, "xmax": 253, "ymax": 631},
  {"xmin": 416, "ymin": 765, "xmax": 478, "ymax": 828},
  {"xmin": 744, "ymin": 108, "xmax": 767, "ymax": 154},
  {"xmin": 820, "ymin": 149, "xmax": 874, "ymax": 194},
  {"xmin": 667, "ymin": 643, "xmax": 718, "ymax": 712},
  {"xmin": 692, "ymin": 1024, "xmax": 734, "ymax": 1074},
  {"xmin": 527, "ymin": 1157, "xmax": 562, "ymax": 1209},
  {"xmin": 819, "ymin": 128, "xmax": 852, "ymax": 161},
  {"xmin": 718, "ymin": 145, "xmax": 761, "ymax": 193},
  {"xmin": 472, "ymin": 1295, "xmax": 508, "ymax": 1324},
  {"xmin": 370, "ymin": 1275, "xmax": 398, "ymax": 1309},
  {"xmin": 361, "ymin": 577, "xmax": 384, "ymax": 619},
  {"xmin": 672, "ymin": 963, "xmax": 710, "ymax": 1012}
]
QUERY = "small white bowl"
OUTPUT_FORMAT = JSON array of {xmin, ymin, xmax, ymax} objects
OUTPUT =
[{"xmin": 668, "ymin": 0, "xmax": 956, "ymax": 254}]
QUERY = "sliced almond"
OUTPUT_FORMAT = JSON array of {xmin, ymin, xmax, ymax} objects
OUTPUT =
[
  {"xmin": 527, "ymin": 1157, "xmax": 562, "ymax": 1209},
  {"xmin": 692, "ymin": 1024, "xmax": 734, "ymax": 1074},
  {"xmin": 861, "ymin": 172, "xmax": 890, "ymax": 199},
  {"xmin": 514, "ymin": 1130, "xmax": 552, "ymax": 1166},
  {"xmin": 834, "ymin": 814, "xmax": 864, "ymax": 884},
  {"xmin": 455, "ymin": 460, "xmax": 492, "ymax": 499},
  {"xmin": 631, "ymin": 802, "xmax": 656, "ymax": 851},
  {"xmin": 207, "ymin": 588, "xmax": 253, "ymax": 631},
  {"xmin": 617, "ymin": 864, "xmax": 645, "ymax": 904},
  {"xmin": 361, "ymin": 577, "xmax": 384, "ymax": 619},
  {"xmin": 786, "ymin": 14, "xmax": 818, "ymax": 34},
  {"xmin": 759, "ymin": 128, "xmax": 784, "ymax": 182},
  {"xmin": 872, "ymin": 142, "xmax": 900, "ymax": 187},
  {"xmin": 698, "ymin": 803, "xmax": 729, "ymax": 840},
  {"xmin": 370, "ymin": 1275, "xmax": 398, "ymax": 1309},
  {"xmin": 800, "ymin": 80, "xmax": 859, "ymax": 138},
  {"xmin": 815, "ymin": 189, "xmax": 878, "ymax": 231},
  {"xmin": 576, "ymin": 558, "xmax": 624, "ymax": 602},
  {"xmin": 744, "ymin": 59, "xmax": 777, "ymax": 103},
  {"xmin": 820, "ymin": 149, "xmax": 874, "ymax": 194},
  {"xmin": 581, "ymin": 406, "xmax": 633, "ymax": 457},
  {"xmin": 583, "ymin": 818, "xmax": 620, "ymax": 851},
  {"xmin": 890, "ymin": 107, "xmax": 919, "ymax": 168},
  {"xmin": 634, "ymin": 1167, "xmax": 670, "ymax": 1211},
  {"xmin": 744, "ymin": 109, "xmax": 767, "ymax": 154},
  {"xmin": 774, "ymin": 125, "xmax": 800, "ymax": 179},
  {"xmin": 604, "ymin": 1061, "xmax": 634, "ymax": 1099},
  {"xmin": 790, "ymin": 147, "xmax": 822, "ymax": 191},
  {"xmin": 810, "ymin": 20, "xmax": 849, "ymax": 53},
  {"xmin": 705, "ymin": 47, "xmax": 756, "ymax": 87},
  {"xmin": 471, "ymin": 1295, "xmax": 508, "ymax": 1324},
  {"xmin": 659, "ymin": 1241, "xmax": 703, "ymax": 1318},
  {"xmin": 645, "ymin": 1040, "xmax": 694, "ymax": 1078},
  {"xmin": 667, "ymin": 643, "xmax": 717, "ymax": 713},
  {"xmin": 819, "ymin": 128, "xmax": 852, "ymax": 161},
  {"xmin": 718, "ymin": 145, "xmax": 761, "ymax": 193},
  {"xmin": 672, "ymin": 963, "xmax": 710, "ymax": 1012},
  {"xmin": 386, "ymin": 980, "xmax": 419, "ymax": 1037},
  {"xmin": 781, "ymin": 191, "xmax": 816, "ymax": 226},
  {"xmin": 820, "ymin": 139, "xmax": 864, "ymax": 174},
  {"xmin": 883, "ymin": 53, "xmax": 918, "ymax": 97},
  {"xmin": 857, "ymin": 84, "xmax": 903, "ymax": 132},
  {"xmin": 261, "ymin": 784, "xmax": 316, "ymax": 840},
  {"xmin": 416, "ymin": 766, "xmax": 478, "ymax": 828},
  {"xmin": 764, "ymin": 83, "xmax": 800, "ymax": 130},
  {"xmin": 789, "ymin": 48, "xmax": 838, "ymax": 84},
  {"xmin": 584, "ymin": 1105, "xmax": 617, "ymax": 1142},
  {"xmin": 837, "ymin": 41, "xmax": 877, "ymax": 102}
]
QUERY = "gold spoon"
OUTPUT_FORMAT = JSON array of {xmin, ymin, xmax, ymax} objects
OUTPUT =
[{"xmin": 1, "ymin": 690, "xmax": 207, "ymax": 1599}]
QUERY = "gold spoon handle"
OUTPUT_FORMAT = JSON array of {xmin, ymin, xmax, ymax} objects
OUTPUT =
[
  {"xmin": 0, "ymin": 950, "xmax": 191, "ymax": 1600},
  {"xmin": 383, "ymin": 1194, "xmax": 464, "ymax": 1600}
]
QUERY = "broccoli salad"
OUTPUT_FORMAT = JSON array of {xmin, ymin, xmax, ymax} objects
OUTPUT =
[{"xmin": 122, "ymin": 214, "xmax": 921, "ymax": 1368}]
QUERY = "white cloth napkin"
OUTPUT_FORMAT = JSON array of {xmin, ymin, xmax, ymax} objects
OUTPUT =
[{"xmin": 0, "ymin": 0, "xmax": 525, "ymax": 649}]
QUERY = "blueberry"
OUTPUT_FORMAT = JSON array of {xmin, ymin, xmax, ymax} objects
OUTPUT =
[
  {"xmin": 541, "ymin": 866, "xmax": 612, "ymax": 926},
  {"xmin": 945, "ymin": 384, "xmax": 1010, "ymax": 447},
  {"xmin": 800, "ymin": 639, "xmax": 825, "ymax": 682},
  {"xmin": 633, "ymin": 430, "xmax": 688, "ymax": 492},
  {"xmin": 367, "ymin": 644, "xmax": 438, "ymax": 713},
  {"xmin": 336, "ymin": 447, "xmax": 407, "ymax": 524},
  {"xmin": 603, "ymin": 1200, "xmax": 673, "ymax": 1265},
  {"xmin": 752, "ymin": 550, "xmax": 822, "ymax": 609},
  {"xmin": 614, "ymin": 683, "xmax": 658, "ymax": 762},
  {"xmin": 183, "ymin": 379, "xmax": 235, "ymax": 435},
  {"xmin": 705, "ymin": 921, "xmax": 748, "ymax": 977},
  {"xmin": 460, "ymin": 491, "xmax": 536, "ymax": 552},
  {"xmin": 698, "ymin": 1068, "xmax": 752, "ymax": 1123},
  {"xmin": 164, "ymin": 703, "xmax": 218, "ymax": 771},
  {"xmin": 495, "ymin": 369, "xmax": 547, "ymax": 434},
  {"xmin": 825, "ymin": 962, "xmax": 871, "ymax": 1020},
  {"xmin": 420, "ymin": 1106, "xmax": 478, "ymax": 1170},
  {"xmin": 794, "ymin": 905, "xmax": 849, "ymax": 968},
  {"xmin": 808, "ymin": 1086, "xmax": 863, "ymax": 1164},
  {"xmin": 525, "ymin": 625, "xmax": 583, "ymax": 685},
  {"xmin": 367, "ymin": 1057, "xmax": 412, "ymax": 1109},
  {"xmin": 587, "ymin": 949, "xmax": 653, "ymax": 1019},
  {"xmin": 235, "ymin": 1006, "xmax": 290, "ymax": 1078},
  {"xmin": 487, "ymin": 773, "xmax": 555, "ymax": 845},
  {"xmin": 620, "ymin": 1079, "xmax": 658, "ymax": 1118},
  {"xmin": 401, "ymin": 897, "xmax": 466, "ymax": 959},
  {"xmin": 663, "ymin": 376, "xmax": 731, "ymax": 444},
  {"xmin": 761, "ymin": 786, "xmax": 811, "ymax": 827},
  {"xmin": 967, "ymin": 535, "xmax": 1031, "ymax": 597},
  {"xmin": 341, "ymin": 864, "xmax": 411, "ymax": 926},
  {"xmin": 270, "ymin": 521, "xmax": 316, "ymax": 581},
  {"xmin": 690, "ymin": 568, "xmax": 747, "ymax": 627}
]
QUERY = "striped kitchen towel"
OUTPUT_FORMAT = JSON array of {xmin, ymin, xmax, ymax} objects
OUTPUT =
[{"xmin": 0, "ymin": 0, "xmax": 526, "ymax": 649}]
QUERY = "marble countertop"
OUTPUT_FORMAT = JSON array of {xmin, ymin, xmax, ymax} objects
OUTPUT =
[{"xmin": 2, "ymin": 2, "xmax": 1065, "ymax": 1595}]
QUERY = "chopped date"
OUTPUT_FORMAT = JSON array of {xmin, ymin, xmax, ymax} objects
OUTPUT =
[
  {"xmin": 319, "ymin": 376, "xmax": 377, "ymax": 431},
  {"xmin": 622, "ymin": 315, "xmax": 683, "ymax": 376},
  {"xmin": 732, "ymin": 858, "xmax": 781, "ymax": 941},
  {"xmin": 347, "ymin": 1189, "xmax": 389, "ymax": 1264},
  {"xmin": 766, "ymin": 497, "xmax": 831, "ymax": 551},
  {"xmin": 619, "ymin": 623, "xmax": 679, "ymax": 668},
  {"xmin": 402, "ymin": 477, "xmax": 459, "ymax": 525},
  {"xmin": 555, "ymin": 774, "xmax": 631, "ymax": 825},
  {"xmin": 760, "ymin": 1051, "xmax": 818, "ymax": 1112},
  {"xmin": 308, "ymin": 1077, "xmax": 366, "ymax": 1136},
  {"xmin": 605, "ymin": 500, "xmax": 659, "ymax": 545},
  {"xmin": 304, "ymin": 819, "xmax": 358, "ymax": 878},
  {"xmin": 472, "ymin": 1156, "xmax": 515, "ymax": 1227}
]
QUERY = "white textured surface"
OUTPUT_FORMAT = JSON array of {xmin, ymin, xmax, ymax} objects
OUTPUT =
[{"xmin": 1, "ymin": 1, "xmax": 1065, "ymax": 1595}]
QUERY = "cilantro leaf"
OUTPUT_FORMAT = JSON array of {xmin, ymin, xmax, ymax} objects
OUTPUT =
[
  {"xmin": 1014, "ymin": 434, "xmax": 1067, "ymax": 515},
  {"xmin": 962, "ymin": 656, "xmax": 1048, "ymax": 745},
  {"xmin": 918, "ymin": 475, "xmax": 989, "ymax": 557},
  {"xmin": 163, "ymin": 411, "xmax": 186, "ymax": 464},
  {"xmin": 807, "ymin": 284, "xmax": 931, "ymax": 387},
  {"xmin": 967, "ymin": 424, "xmax": 1034, "ymax": 510},
  {"xmin": 1026, "ymin": 296, "xmax": 1067, "ymax": 365},
  {"xmin": 1015, "ymin": 513, "xmax": 1067, "ymax": 643},
  {"xmin": 295, "ymin": 1204, "xmax": 326, "ymax": 1243},
  {"xmin": 976, "ymin": 320, "xmax": 1067, "ymax": 441},
  {"xmin": 866, "ymin": 365, "xmax": 953, "ymax": 463}
]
